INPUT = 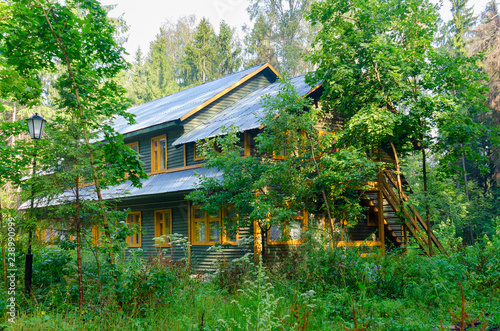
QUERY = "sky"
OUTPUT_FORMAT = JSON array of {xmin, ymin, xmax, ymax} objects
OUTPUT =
[{"xmin": 98, "ymin": 0, "xmax": 492, "ymax": 61}]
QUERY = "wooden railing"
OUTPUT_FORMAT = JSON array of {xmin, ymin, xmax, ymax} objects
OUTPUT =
[{"xmin": 380, "ymin": 170, "xmax": 446, "ymax": 255}]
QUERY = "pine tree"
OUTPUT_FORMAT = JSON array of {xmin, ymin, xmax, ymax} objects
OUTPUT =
[{"xmin": 244, "ymin": 0, "xmax": 315, "ymax": 77}]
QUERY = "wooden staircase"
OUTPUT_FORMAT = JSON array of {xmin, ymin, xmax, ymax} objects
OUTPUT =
[{"xmin": 360, "ymin": 170, "xmax": 446, "ymax": 256}]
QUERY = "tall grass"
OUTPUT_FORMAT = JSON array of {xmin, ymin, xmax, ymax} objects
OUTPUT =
[{"xmin": 2, "ymin": 232, "xmax": 500, "ymax": 330}]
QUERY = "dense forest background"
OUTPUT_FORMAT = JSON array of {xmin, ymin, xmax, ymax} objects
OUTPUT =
[
  {"xmin": 1, "ymin": 0, "xmax": 500, "ymax": 329},
  {"xmin": 3, "ymin": 0, "xmax": 499, "ymax": 243}
]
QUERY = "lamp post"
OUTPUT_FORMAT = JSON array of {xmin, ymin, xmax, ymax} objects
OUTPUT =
[{"xmin": 25, "ymin": 113, "xmax": 46, "ymax": 294}]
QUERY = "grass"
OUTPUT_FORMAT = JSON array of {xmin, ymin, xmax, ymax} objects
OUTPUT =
[{"xmin": 2, "ymin": 236, "xmax": 500, "ymax": 330}]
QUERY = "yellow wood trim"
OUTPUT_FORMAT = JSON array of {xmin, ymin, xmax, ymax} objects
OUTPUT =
[
  {"xmin": 253, "ymin": 220, "xmax": 261, "ymax": 263},
  {"xmin": 267, "ymin": 212, "xmax": 308, "ymax": 245},
  {"xmin": 126, "ymin": 141, "xmax": 139, "ymax": 152},
  {"xmin": 221, "ymin": 205, "xmax": 238, "ymax": 245},
  {"xmin": 151, "ymin": 134, "xmax": 167, "ymax": 174},
  {"xmin": 336, "ymin": 240, "xmax": 382, "ymax": 247},
  {"xmin": 147, "ymin": 164, "xmax": 202, "ymax": 176},
  {"xmin": 193, "ymin": 142, "xmax": 204, "ymax": 161},
  {"xmin": 180, "ymin": 63, "xmax": 279, "ymax": 122},
  {"xmin": 125, "ymin": 141, "xmax": 139, "ymax": 179},
  {"xmin": 154, "ymin": 209, "xmax": 172, "ymax": 247},
  {"xmin": 244, "ymin": 132, "xmax": 251, "ymax": 157},
  {"xmin": 190, "ymin": 205, "xmax": 222, "ymax": 245},
  {"xmin": 183, "ymin": 144, "xmax": 187, "ymax": 167},
  {"xmin": 126, "ymin": 211, "xmax": 142, "ymax": 248}
]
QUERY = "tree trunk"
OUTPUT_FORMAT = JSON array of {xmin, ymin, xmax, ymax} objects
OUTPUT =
[
  {"xmin": 422, "ymin": 148, "xmax": 433, "ymax": 256},
  {"xmin": 308, "ymin": 138, "xmax": 336, "ymax": 247},
  {"xmin": 0, "ymin": 199, "xmax": 7, "ymax": 289},
  {"xmin": 75, "ymin": 176, "xmax": 84, "ymax": 311},
  {"xmin": 460, "ymin": 144, "xmax": 474, "ymax": 245},
  {"xmin": 40, "ymin": 7, "xmax": 115, "ymax": 263}
]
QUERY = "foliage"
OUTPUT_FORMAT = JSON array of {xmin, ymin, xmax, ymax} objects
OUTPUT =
[
  {"xmin": 188, "ymin": 78, "xmax": 377, "ymax": 258},
  {"xmin": 4, "ymin": 236, "xmax": 500, "ymax": 330},
  {"xmin": 181, "ymin": 18, "xmax": 241, "ymax": 86},
  {"xmin": 244, "ymin": 0, "xmax": 316, "ymax": 77},
  {"xmin": 219, "ymin": 260, "xmax": 282, "ymax": 331}
]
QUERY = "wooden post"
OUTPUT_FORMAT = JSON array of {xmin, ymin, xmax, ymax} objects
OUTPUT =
[
  {"xmin": 377, "ymin": 171, "xmax": 385, "ymax": 256},
  {"xmin": 253, "ymin": 221, "xmax": 261, "ymax": 263}
]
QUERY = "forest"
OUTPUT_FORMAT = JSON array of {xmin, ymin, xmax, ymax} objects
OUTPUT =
[{"xmin": 0, "ymin": 0, "xmax": 500, "ymax": 330}]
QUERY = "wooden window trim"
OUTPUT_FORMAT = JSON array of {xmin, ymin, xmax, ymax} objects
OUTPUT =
[
  {"xmin": 193, "ymin": 142, "xmax": 204, "ymax": 161},
  {"xmin": 222, "ymin": 205, "xmax": 238, "ymax": 245},
  {"xmin": 151, "ymin": 134, "xmax": 167, "ymax": 174},
  {"xmin": 367, "ymin": 210, "xmax": 377, "ymax": 226},
  {"xmin": 190, "ymin": 205, "xmax": 222, "ymax": 245},
  {"xmin": 194, "ymin": 140, "xmax": 222, "ymax": 162},
  {"xmin": 244, "ymin": 132, "xmax": 251, "ymax": 157},
  {"xmin": 154, "ymin": 209, "xmax": 172, "ymax": 247},
  {"xmin": 126, "ymin": 211, "xmax": 142, "ymax": 248},
  {"xmin": 125, "ymin": 142, "xmax": 140, "ymax": 179},
  {"xmin": 127, "ymin": 141, "xmax": 139, "ymax": 153},
  {"xmin": 92, "ymin": 225, "xmax": 100, "ymax": 246},
  {"xmin": 267, "ymin": 212, "xmax": 308, "ymax": 245}
]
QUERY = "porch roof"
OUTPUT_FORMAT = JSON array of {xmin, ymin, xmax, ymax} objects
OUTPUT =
[{"xmin": 19, "ymin": 167, "xmax": 222, "ymax": 209}]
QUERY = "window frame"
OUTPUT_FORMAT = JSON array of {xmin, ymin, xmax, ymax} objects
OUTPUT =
[
  {"xmin": 92, "ymin": 225, "xmax": 100, "ymax": 246},
  {"xmin": 125, "ymin": 141, "xmax": 140, "ymax": 178},
  {"xmin": 154, "ymin": 209, "xmax": 173, "ymax": 247},
  {"xmin": 267, "ymin": 211, "xmax": 308, "ymax": 245},
  {"xmin": 151, "ymin": 134, "xmax": 167, "ymax": 174},
  {"xmin": 126, "ymin": 211, "xmax": 142, "ymax": 248},
  {"xmin": 222, "ymin": 205, "xmax": 239, "ymax": 245},
  {"xmin": 194, "ymin": 140, "xmax": 222, "ymax": 162},
  {"xmin": 126, "ymin": 141, "xmax": 139, "ymax": 153},
  {"xmin": 190, "ymin": 205, "xmax": 223, "ymax": 245}
]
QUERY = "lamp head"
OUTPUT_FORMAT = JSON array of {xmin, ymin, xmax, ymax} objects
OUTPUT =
[{"xmin": 27, "ymin": 113, "xmax": 46, "ymax": 139}]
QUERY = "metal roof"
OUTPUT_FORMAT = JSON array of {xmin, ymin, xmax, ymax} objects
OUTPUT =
[
  {"xmin": 19, "ymin": 167, "xmax": 223, "ymax": 209},
  {"xmin": 172, "ymin": 75, "xmax": 314, "ymax": 146},
  {"xmin": 111, "ymin": 63, "xmax": 274, "ymax": 135}
]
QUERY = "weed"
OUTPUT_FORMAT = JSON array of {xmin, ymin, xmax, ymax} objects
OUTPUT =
[{"xmin": 439, "ymin": 284, "xmax": 488, "ymax": 331}]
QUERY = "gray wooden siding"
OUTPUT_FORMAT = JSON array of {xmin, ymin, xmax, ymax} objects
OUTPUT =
[
  {"xmin": 346, "ymin": 216, "xmax": 378, "ymax": 241},
  {"xmin": 191, "ymin": 224, "xmax": 253, "ymax": 271},
  {"xmin": 167, "ymin": 128, "xmax": 184, "ymax": 169},
  {"xmin": 121, "ymin": 193, "xmax": 254, "ymax": 270},
  {"xmin": 184, "ymin": 73, "xmax": 275, "ymax": 133}
]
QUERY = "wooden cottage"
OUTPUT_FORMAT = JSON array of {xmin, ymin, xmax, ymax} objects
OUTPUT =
[{"xmin": 26, "ymin": 63, "xmax": 444, "ymax": 269}]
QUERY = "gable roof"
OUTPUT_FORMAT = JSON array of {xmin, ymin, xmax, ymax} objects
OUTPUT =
[
  {"xmin": 172, "ymin": 75, "xmax": 320, "ymax": 146},
  {"xmin": 112, "ymin": 63, "xmax": 279, "ymax": 135}
]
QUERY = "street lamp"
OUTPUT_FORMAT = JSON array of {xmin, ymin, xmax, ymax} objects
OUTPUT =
[{"xmin": 25, "ymin": 113, "xmax": 46, "ymax": 294}]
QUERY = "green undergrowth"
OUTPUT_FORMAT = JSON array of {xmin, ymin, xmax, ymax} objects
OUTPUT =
[{"xmin": 1, "ymin": 234, "xmax": 500, "ymax": 330}]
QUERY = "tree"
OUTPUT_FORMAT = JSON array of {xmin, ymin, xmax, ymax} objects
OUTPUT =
[
  {"xmin": 306, "ymin": 0, "xmax": 488, "ymax": 251},
  {"xmin": 1, "ymin": 0, "xmax": 147, "ymax": 308},
  {"xmin": 187, "ymin": 79, "xmax": 377, "ymax": 260},
  {"xmin": 181, "ymin": 18, "xmax": 242, "ymax": 87},
  {"xmin": 126, "ymin": 15, "xmax": 196, "ymax": 105},
  {"xmin": 244, "ymin": 0, "xmax": 315, "ymax": 77}
]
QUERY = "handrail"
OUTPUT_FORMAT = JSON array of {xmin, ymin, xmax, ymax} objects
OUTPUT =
[
  {"xmin": 382, "ymin": 171, "xmax": 445, "ymax": 253},
  {"xmin": 378, "ymin": 180, "xmax": 429, "ymax": 255}
]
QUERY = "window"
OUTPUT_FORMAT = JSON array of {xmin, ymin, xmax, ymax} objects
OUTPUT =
[
  {"xmin": 191, "ymin": 205, "xmax": 222, "ymax": 245},
  {"xmin": 125, "ymin": 142, "xmax": 140, "ymax": 178},
  {"xmin": 151, "ymin": 135, "xmax": 167, "ymax": 173},
  {"xmin": 268, "ymin": 210, "xmax": 307, "ymax": 245},
  {"xmin": 222, "ymin": 205, "xmax": 238, "ymax": 244},
  {"xmin": 272, "ymin": 146, "xmax": 286, "ymax": 160},
  {"xmin": 126, "ymin": 212, "xmax": 141, "ymax": 247},
  {"xmin": 193, "ymin": 142, "xmax": 204, "ymax": 161},
  {"xmin": 244, "ymin": 132, "xmax": 251, "ymax": 157},
  {"xmin": 154, "ymin": 209, "xmax": 172, "ymax": 247},
  {"xmin": 92, "ymin": 225, "xmax": 100, "ymax": 245},
  {"xmin": 194, "ymin": 140, "xmax": 221, "ymax": 161},
  {"xmin": 127, "ymin": 141, "xmax": 139, "ymax": 153}
]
